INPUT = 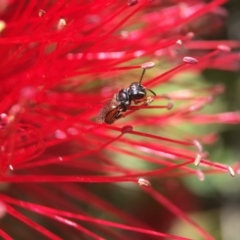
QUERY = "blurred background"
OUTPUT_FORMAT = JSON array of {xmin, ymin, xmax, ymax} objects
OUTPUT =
[{"xmin": 170, "ymin": 0, "xmax": 240, "ymax": 238}]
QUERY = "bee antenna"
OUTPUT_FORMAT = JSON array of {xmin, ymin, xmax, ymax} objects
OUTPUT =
[
  {"xmin": 138, "ymin": 69, "xmax": 146, "ymax": 85},
  {"xmin": 139, "ymin": 62, "xmax": 155, "ymax": 85},
  {"xmin": 147, "ymin": 88, "xmax": 156, "ymax": 96}
]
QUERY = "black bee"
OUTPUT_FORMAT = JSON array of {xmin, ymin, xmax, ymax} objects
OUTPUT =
[{"xmin": 96, "ymin": 62, "xmax": 156, "ymax": 124}]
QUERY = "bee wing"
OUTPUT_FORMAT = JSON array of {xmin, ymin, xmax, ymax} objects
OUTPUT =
[{"xmin": 96, "ymin": 96, "xmax": 118, "ymax": 124}]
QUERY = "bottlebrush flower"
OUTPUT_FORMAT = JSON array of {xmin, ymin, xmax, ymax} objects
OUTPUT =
[{"xmin": 0, "ymin": 0, "xmax": 240, "ymax": 239}]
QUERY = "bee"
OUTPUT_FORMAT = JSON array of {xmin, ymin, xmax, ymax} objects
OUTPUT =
[{"xmin": 96, "ymin": 62, "xmax": 156, "ymax": 124}]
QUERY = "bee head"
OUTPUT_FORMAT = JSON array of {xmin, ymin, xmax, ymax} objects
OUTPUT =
[{"xmin": 128, "ymin": 82, "xmax": 146, "ymax": 100}]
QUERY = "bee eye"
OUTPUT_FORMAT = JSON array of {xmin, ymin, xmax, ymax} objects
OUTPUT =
[{"xmin": 133, "ymin": 92, "xmax": 145, "ymax": 99}]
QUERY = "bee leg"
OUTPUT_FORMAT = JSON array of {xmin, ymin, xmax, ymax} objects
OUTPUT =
[
  {"xmin": 114, "ymin": 111, "xmax": 122, "ymax": 119},
  {"xmin": 115, "ymin": 113, "xmax": 123, "ymax": 119},
  {"xmin": 144, "ymin": 96, "xmax": 153, "ymax": 105},
  {"xmin": 133, "ymin": 100, "xmax": 142, "ymax": 105},
  {"xmin": 133, "ymin": 97, "xmax": 153, "ymax": 105},
  {"xmin": 105, "ymin": 108, "xmax": 123, "ymax": 124}
]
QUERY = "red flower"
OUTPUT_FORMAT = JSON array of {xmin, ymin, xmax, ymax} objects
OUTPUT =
[{"xmin": 0, "ymin": 0, "xmax": 239, "ymax": 239}]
